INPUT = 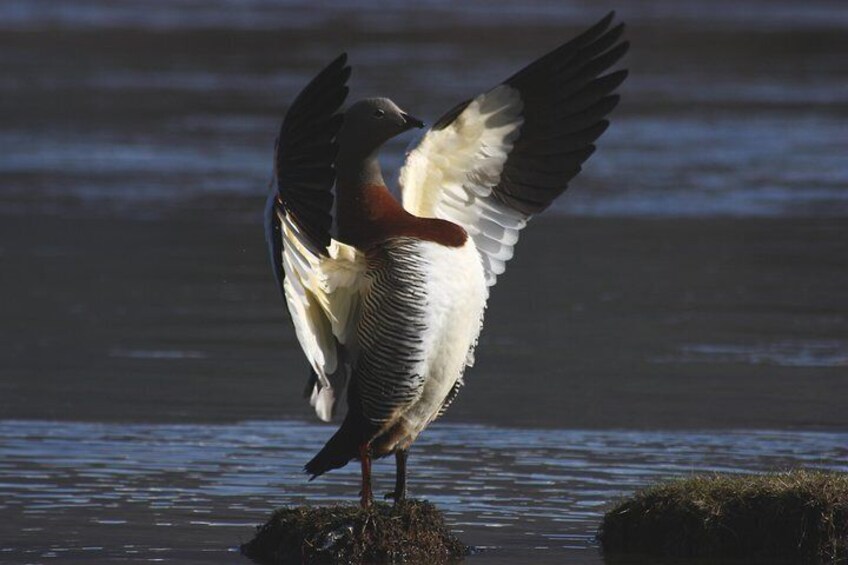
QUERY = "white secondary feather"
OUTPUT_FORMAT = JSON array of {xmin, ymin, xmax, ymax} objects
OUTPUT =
[
  {"xmin": 268, "ymin": 193, "xmax": 366, "ymax": 422},
  {"xmin": 399, "ymin": 85, "xmax": 529, "ymax": 286}
]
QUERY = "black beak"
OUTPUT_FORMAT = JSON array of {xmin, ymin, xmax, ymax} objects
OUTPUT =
[{"xmin": 401, "ymin": 112, "xmax": 425, "ymax": 129}]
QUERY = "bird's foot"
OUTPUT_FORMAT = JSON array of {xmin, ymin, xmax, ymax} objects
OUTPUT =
[
  {"xmin": 358, "ymin": 489, "xmax": 373, "ymax": 510},
  {"xmin": 383, "ymin": 490, "xmax": 407, "ymax": 505}
]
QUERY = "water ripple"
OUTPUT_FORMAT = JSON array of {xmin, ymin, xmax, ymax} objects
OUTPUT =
[{"xmin": 0, "ymin": 420, "xmax": 846, "ymax": 563}]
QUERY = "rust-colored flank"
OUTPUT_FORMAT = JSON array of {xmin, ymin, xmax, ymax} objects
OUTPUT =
[{"xmin": 337, "ymin": 183, "xmax": 467, "ymax": 251}]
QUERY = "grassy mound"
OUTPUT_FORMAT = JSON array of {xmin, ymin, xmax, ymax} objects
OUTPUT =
[
  {"xmin": 599, "ymin": 470, "xmax": 848, "ymax": 563},
  {"xmin": 241, "ymin": 500, "xmax": 468, "ymax": 564}
]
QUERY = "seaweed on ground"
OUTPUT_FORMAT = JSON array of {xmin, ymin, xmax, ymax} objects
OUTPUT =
[
  {"xmin": 241, "ymin": 499, "xmax": 468, "ymax": 564},
  {"xmin": 598, "ymin": 469, "xmax": 848, "ymax": 563}
]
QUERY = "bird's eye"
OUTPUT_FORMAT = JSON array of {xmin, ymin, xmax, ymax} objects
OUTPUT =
[{"xmin": 374, "ymin": 109, "xmax": 385, "ymax": 118}]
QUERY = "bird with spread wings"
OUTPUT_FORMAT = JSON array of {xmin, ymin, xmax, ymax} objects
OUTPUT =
[{"xmin": 265, "ymin": 12, "xmax": 628, "ymax": 507}]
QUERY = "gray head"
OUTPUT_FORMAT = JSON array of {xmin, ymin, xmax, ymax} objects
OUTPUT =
[{"xmin": 337, "ymin": 98, "xmax": 424, "ymax": 160}]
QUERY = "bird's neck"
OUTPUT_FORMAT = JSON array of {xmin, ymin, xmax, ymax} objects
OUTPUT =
[
  {"xmin": 336, "ymin": 151, "xmax": 399, "ymax": 249},
  {"xmin": 335, "ymin": 147, "xmax": 469, "ymax": 251},
  {"xmin": 336, "ymin": 150, "xmax": 385, "ymax": 189}
]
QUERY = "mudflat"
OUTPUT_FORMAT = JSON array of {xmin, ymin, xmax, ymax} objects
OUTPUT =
[{"xmin": 3, "ymin": 206, "xmax": 845, "ymax": 430}]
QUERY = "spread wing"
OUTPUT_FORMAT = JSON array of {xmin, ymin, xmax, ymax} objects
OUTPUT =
[
  {"xmin": 265, "ymin": 53, "xmax": 366, "ymax": 422},
  {"xmin": 400, "ymin": 12, "xmax": 628, "ymax": 286}
]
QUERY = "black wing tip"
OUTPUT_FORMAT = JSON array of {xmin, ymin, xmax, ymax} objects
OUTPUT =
[
  {"xmin": 327, "ymin": 52, "xmax": 349, "ymax": 72},
  {"xmin": 335, "ymin": 53, "xmax": 352, "ymax": 81},
  {"xmin": 588, "ymin": 10, "xmax": 617, "ymax": 36},
  {"xmin": 608, "ymin": 21, "xmax": 627, "ymax": 39},
  {"xmin": 487, "ymin": 13, "xmax": 627, "ymax": 216},
  {"xmin": 600, "ymin": 93, "xmax": 621, "ymax": 111},
  {"xmin": 598, "ymin": 69, "xmax": 630, "ymax": 93},
  {"xmin": 274, "ymin": 53, "xmax": 351, "ymax": 256},
  {"xmin": 334, "ymin": 85, "xmax": 350, "ymax": 111},
  {"xmin": 577, "ymin": 16, "xmax": 628, "ymax": 65},
  {"xmin": 340, "ymin": 66, "xmax": 352, "ymax": 85},
  {"xmin": 609, "ymin": 68, "xmax": 629, "ymax": 80},
  {"xmin": 599, "ymin": 38, "xmax": 630, "ymax": 63},
  {"xmin": 310, "ymin": 53, "xmax": 351, "ymax": 85},
  {"xmin": 506, "ymin": 12, "xmax": 627, "ymax": 88},
  {"xmin": 585, "ymin": 16, "xmax": 627, "ymax": 61},
  {"xmin": 594, "ymin": 41, "xmax": 630, "ymax": 74}
]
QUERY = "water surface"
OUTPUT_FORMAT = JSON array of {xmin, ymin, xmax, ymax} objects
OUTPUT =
[
  {"xmin": 2, "ymin": 420, "xmax": 846, "ymax": 564},
  {"xmin": 1, "ymin": 2, "xmax": 847, "ymax": 563},
  {"xmin": 1, "ymin": 0, "xmax": 846, "ymax": 218}
]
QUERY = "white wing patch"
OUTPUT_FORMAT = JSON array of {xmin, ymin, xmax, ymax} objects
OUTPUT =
[
  {"xmin": 400, "ymin": 85, "xmax": 528, "ymax": 286},
  {"xmin": 271, "ymin": 196, "xmax": 365, "ymax": 421}
]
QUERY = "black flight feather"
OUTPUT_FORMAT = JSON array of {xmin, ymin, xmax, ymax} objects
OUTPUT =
[{"xmin": 273, "ymin": 53, "xmax": 351, "ymax": 256}]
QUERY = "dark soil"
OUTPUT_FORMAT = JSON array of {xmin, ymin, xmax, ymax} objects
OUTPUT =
[
  {"xmin": 241, "ymin": 499, "xmax": 469, "ymax": 564},
  {"xmin": 598, "ymin": 470, "xmax": 848, "ymax": 563}
]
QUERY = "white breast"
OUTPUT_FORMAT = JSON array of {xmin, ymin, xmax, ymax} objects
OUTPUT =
[{"xmin": 396, "ymin": 238, "xmax": 488, "ymax": 441}]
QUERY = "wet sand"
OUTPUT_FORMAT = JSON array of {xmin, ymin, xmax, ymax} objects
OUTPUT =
[{"xmin": 3, "ymin": 206, "xmax": 845, "ymax": 430}]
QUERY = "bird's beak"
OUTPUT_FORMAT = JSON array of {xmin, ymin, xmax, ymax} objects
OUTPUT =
[{"xmin": 401, "ymin": 112, "xmax": 425, "ymax": 130}]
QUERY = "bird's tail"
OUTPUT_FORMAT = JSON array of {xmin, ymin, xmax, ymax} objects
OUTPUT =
[{"xmin": 304, "ymin": 414, "xmax": 366, "ymax": 479}]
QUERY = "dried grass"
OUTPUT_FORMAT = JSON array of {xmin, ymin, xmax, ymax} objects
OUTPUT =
[
  {"xmin": 599, "ymin": 470, "xmax": 848, "ymax": 563},
  {"xmin": 241, "ymin": 499, "xmax": 468, "ymax": 564}
]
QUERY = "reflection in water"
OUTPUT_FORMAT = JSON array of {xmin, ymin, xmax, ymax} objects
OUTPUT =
[{"xmin": 1, "ymin": 420, "xmax": 845, "ymax": 563}]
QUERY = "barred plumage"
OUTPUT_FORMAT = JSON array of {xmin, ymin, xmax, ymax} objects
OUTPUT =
[
  {"xmin": 356, "ymin": 238, "xmax": 430, "ymax": 425},
  {"xmin": 354, "ymin": 237, "xmax": 487, "ymax": 441}
]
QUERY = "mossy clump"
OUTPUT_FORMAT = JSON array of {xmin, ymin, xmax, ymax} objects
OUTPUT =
[
  {"xmin": 599, "ymin": 470, "xmax": 848, "ymax": 563},
  {"xmin": 241, "ymin": 499, "xmax": 468, "ymax": 564}
]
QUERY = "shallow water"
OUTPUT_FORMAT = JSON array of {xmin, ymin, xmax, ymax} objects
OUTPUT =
[
  {"xmin": 1, "ymin": 420, "xmax": 846, "ymax": 564},
  {"xmin": 2, "ymin": 2, "xmax": 847, "ymax": 563},
  {"xmin": 1, "ymin": 0, "xmax": 847, "ymax": 218}
]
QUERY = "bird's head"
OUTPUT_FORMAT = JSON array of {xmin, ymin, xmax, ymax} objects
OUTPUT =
[{"xmin": 338, "ymin": 98, "xmax": 424, "ymax": 158}]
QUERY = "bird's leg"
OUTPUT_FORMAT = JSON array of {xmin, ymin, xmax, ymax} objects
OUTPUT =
[
  {"xmin": 385, "ymin": 449, "xmax": 408, "ymax": 504},
  {"xmin": 394, "ymin": 448, "xmax": 408, "ymax": 502},
  {"xmin": 359, "ymin": 442, "xmax": 373, "ymax": 509}
]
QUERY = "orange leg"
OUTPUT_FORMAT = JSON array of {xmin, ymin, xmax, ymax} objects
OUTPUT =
[{"xmin": 359, "ymin": 442, "xmax": 373, "ymax": 509}]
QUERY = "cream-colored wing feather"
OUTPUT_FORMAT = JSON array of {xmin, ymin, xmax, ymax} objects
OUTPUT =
[
  {"xmin": 401, "ymin": 85, "xmax": 526, "ymax": 285},
  {"xmin": 268, "ymin": 195, "xmax": 365, "ymax": 422},
  {"xmin": 400, "ymin": 12, "xmax": 628, "ymax": 286},
  {"xmin": 265, "ymin": 53, "xmax": 363, "ymax": 421}
]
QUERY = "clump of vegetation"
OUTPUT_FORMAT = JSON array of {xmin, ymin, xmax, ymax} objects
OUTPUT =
[
  {"xmin": 241, "ymin": 499, "xmax": 468, "ymax": 564},
  {"xmin": 599, "ymin": 470, "xmax": 848, "ymax": 563}
]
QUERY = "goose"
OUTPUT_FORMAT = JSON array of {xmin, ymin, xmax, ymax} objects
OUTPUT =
[{"xmin": 265, "ymin": 12, "xmax": 628, "ymax": 508}]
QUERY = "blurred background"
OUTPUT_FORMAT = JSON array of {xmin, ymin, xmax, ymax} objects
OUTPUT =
[{"xmin": 1, "ymin": 1, "xmax": 846, "ymax": 563}]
